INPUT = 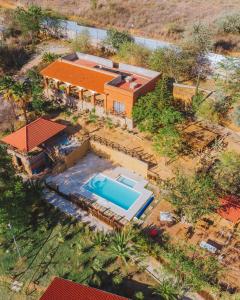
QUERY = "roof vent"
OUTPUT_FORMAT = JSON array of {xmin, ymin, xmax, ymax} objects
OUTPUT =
[
  {"xmin": 99, "ymin": 64, "xmax": 103, "ymax": 69},
  {"xmin": 125, "ymin": 76, "xmax": 133, "ymax": 82},
  {"xmin": 130, "ymin": 82, "xmax": 138, "ymax": 89}
]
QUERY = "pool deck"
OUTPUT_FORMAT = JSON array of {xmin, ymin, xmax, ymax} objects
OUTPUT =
[{"xmin": 46, "ymin": 153, "xmax": 152, "ymax": 221}]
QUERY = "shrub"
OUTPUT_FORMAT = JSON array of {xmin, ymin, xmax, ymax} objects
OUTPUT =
[
  {"xmin": 217, "ymin": 14, "xmax": 240, "ymax": 34},
  {"xmin": 105, "ymin": 28, "xmax": 133, "ymax": 50},
  {"xmin": 116, "ymin": 41, "xmax": 150, "ymax": 67},
  {"xmin": 42, "ymin": 52, "xmax": 60, "ymax": 64},
  {"xmin": 196, "ymin": 100, "xmax": 221, "ymax": 123},
  {"xmin": 71, "ymin": 29, "xmax": 92, "ymax": 53}
]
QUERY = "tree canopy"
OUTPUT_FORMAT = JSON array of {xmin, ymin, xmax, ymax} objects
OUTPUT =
[
  {"xmin": 167, "ymin": 172, "xmax": 218, "ymax": 223},
  {"xmin": 14, "ymin": 5, "xmax": 44, "ymax": 44},
  {"xmin": 213, "ymin": 150, "xmax": 240, "ymax": 196},
  {"xmin": 132, "ymin": 79, "xmax": 183, "ymax": 133}
]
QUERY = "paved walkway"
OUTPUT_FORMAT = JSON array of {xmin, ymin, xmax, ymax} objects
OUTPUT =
[{"xmin": 42, "ymin": 188, "xmax": 112, "ymax": 233}]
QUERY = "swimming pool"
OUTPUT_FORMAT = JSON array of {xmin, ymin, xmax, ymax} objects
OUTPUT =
[
  {"xmin": 116, "ymin": 175, "xmax": 136, "ymax": 188},
  {"xmin": 84, "ymin": 174, "xmax": 140, "ymax": 210}
]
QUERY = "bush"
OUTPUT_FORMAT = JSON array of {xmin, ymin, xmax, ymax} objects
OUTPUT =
[
  {"xmin": 42, "ymin": 52, "xmax": 60, "ymax": 64},
  {"xmin": 105, "ymin": 28, "xmax": 133, "ymax": 50},
  {"xmin": 196, "ymin": 99, "xmax": 221, "ymax": 123},
  {"xmin": 71, "ymin": 29, "xmax": 92, "ymax": 53},
  {"xmin": 217, "ymin": 14, "xmax": 240, "ymax": 34},
  {"xmin": 116, "ymin": 41, "xmax": 150, "ymax": 67}
]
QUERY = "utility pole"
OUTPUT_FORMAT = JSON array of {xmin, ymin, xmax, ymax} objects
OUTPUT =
[{"xmin": 8, "ymin": 223, "xmax": 21, "ymax": 259}]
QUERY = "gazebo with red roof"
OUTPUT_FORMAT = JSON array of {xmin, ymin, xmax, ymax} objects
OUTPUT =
[
  {"xmin": 40, "ymin": 277, "xmax": 129, "ymax": 300},
  {"xmin": 1, "ymin": 117, "xmax": 66, "ymax": 175}
]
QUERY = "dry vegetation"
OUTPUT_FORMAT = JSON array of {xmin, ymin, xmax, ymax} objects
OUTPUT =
[{"xmin": 13, "ymin": 0, "xmax": 239, "ymax": 44}]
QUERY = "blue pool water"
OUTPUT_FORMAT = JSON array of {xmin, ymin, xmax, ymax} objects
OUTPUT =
[
  {"xmin": 117, "ymin": 175, "xmax": 136, "ymax": 188},
  {"xmin": 84, "ymin": 174, "xmax": 140, "ymax": 210}
]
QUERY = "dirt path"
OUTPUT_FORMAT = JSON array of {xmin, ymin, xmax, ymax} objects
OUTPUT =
[{"xmin": 0, "ymin": 0, "xmax": 17, "ymax": 9}]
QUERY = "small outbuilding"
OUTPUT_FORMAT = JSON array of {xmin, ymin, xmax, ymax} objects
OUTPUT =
[{"xmin": 1, "ymin": 117, "xmax": 66, "ymax": 175}]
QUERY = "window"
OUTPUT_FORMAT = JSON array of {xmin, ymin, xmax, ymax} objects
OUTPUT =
[{"xmin": 113, "ymin": 101, "xmax": 125, "ymax": 113}]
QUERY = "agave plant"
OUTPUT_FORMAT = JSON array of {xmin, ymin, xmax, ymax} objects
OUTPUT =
[{"xmin": 152, "ymin": 279, "xmax": 180, "ymax": 300}]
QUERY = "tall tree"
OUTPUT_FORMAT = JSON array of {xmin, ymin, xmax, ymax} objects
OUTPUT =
[
  {"xmin": 132, "ymin": 79, "xmax": 183, "ymax": 133},
  {"xmin": 15, "ymin": 5, "xmax": 44, "ymax": 45},
  {"xmin": 167, "ymin": 172, "xmax": 218, "ymax": 223},
  {"xmin": 12, "ymin": 80, "xmax": 31, "ymax": 124},
  {"xmin": 0, "ymin": 76, "xmax": 17, "ymax": 130},
  {"xmin": 213, "ymin": 150, "xmax": 240, "ymax": 195}
]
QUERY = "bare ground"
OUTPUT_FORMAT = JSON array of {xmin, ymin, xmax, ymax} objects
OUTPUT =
[{"xmin": 4, "ymin": 0, "xmax": 240, "ymax": 46}]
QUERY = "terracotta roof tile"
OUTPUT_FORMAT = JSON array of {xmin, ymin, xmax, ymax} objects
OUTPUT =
[
  {"xmin": 40, "ymin": 60, "xmax": 116, "ymax": 94},
  {"xmin": 1, "ymin": 118, "xmax": 66, "ymax": 152},
  {"xmin": 218, "ymin": 195, "xmax": 240, "ymax": 224},
  {"xmin": 40, "ymin": 277, "xmax": 129, "ymax": 300}
]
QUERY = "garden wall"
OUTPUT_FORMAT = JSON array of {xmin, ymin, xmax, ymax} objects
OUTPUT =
[
  {"xmin": 64, "ymin": 139, "xmax": 90, "ymax": 168},
  {"xmin": 173, "ymin": 83, "xmax": 215, "ymax": 105},
  {"xmin": 90, "ymin": 140, "xmax": 149, "ymax": 177}
]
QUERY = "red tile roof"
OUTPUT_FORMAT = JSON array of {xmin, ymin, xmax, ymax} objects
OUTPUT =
[
  {"xmin": 40, "ymin": 60, "xmax": 116, "ymax": 94},
  {"xmin": 40, "ymin": 277, "xmax": 129, "ymax": 300},
  {"xmin": 218, "ymin": 195, "xmax": 240, "ymax": 224},
  {"xmin": 1, "ymin": 117, "xmax": 66, "ymax": 152}
]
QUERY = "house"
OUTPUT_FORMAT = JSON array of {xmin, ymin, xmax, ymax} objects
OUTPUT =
[
  {"xmin": 40, "ymin": 52, "xmax": 161, "ymax": 129},
  {"xmin": 40, "ymin": 277, "xmax": 129, "ymax": 300},
  {"xmin": 1, "ymin": 117, "xmax": 66, "ymax": 175}
]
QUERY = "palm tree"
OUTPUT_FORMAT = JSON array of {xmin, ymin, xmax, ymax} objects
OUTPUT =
[
  {"xmin": 152, "ymin": 280, "xmax": 179, "ymax": 300},
  {"xmin": 0, "ymin": 76, "xmax": 17, "ymax": 130},
  {"xmin": 108, "ymin": 229, "xmax": 136, "ymax": 265},
  {"xmin": 12, "ymin": 80, "xmax": 31, "ymax": 125}
]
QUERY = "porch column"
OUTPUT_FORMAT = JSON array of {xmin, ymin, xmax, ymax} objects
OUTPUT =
[
  {"xmin": 91, "ymin": 92, "xmax": 96, "ymax": 106},
  {"xmin": 78, "ymin": 89, "xmax": 84, "ymax": 100},
  {"xmin": 55, "ymin": 80, "xmax": 60, "ymax": 89},
  {"xmin": 43, "ymin": 77, "xmax": 49, "ymax": 89},
  {"xmin": 104, "ymin": 94, "xmax": 108, "ymax": 112},
  {"xmin": 66, "ymin": 85, "xmax": 71, "ymax": 95}
]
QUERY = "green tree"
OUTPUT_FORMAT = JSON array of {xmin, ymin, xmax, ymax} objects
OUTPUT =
[
  {"xmin": 109, "ymin": 230, "xmax": 137, "ymax": 265},
  {"xmin": 0, "ymin": 76, "xmax": 17, "ymax": 130},
  {"xmin": 71, "ymin": 30, "xmax": 92, "ymax": 53},
  {"xmin": 12, "ymin": 80, "xmax": 31, "ymax": 124},
  {"xmin": 152, "ymin": 279, "xmax": 179, "ymax": 300},
  {"xmin": 116, "ymin": 41, "xmax": 150, "ymax": 67},
  {"xmin": 15, "ymin": 5, "xmax": 44, "ymax": 45},
  {"xmin": 153, "ymin": 125, "xmax": 184, "ymax": 159},
  {"xmin": 149, "ymin": 47, "xmax": 191, "ymax": 82},
  {"xmin": 167, "ymin": 173, "xmax": 218, "ymax": 223},
  {"xmin": 214, "ymin": 150, "xmax": 240, "ymax": 195},
  {"xmin": 0, "ymin": 145, "xmax": 32, "ymax": 236},
  {"xmin": 106, "ymin": 28, "xmax": 133, "ymax": 51},
  {"xmin": 132, "ymin": 79, "xmax": 183, "ymax": 133}
]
